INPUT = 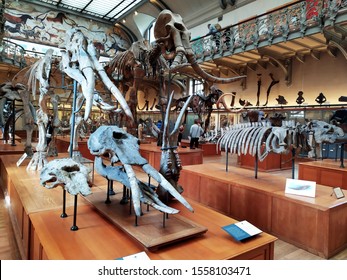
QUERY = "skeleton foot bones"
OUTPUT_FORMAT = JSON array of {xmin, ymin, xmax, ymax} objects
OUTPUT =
[{"xmin": 87, "ymin": 125, "xmax": 194, "ymax": 216}]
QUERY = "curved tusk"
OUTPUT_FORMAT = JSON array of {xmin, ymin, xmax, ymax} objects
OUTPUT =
[
  {"xmin": 123, "ymin": 164, "xmax": 142, "ymax": 216},
  {"xmin": 188, "ymin": 54, "xmax": 246, "ymax": 84},
  {"xmin": 216, "ymin": 93, "xmax": 245, "ymax": 113},
  {"xmin": 142, "ymin": 163, "xmax": 194, "ymax": 212}
]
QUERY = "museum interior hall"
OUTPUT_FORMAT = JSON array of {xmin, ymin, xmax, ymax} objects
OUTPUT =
[{"xmin": 0, "ymin": 0, "xmax": 347, "ymax": 261}]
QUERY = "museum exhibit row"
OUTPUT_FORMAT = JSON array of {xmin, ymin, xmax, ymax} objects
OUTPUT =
[{"xmin": 0, "ymin": 0, "xmax": 347, "ymax": 260}]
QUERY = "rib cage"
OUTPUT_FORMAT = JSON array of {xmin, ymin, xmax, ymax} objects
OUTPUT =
[{"xmin": 217, "ymin": 121, "xmax": 294, "ymax": 162}]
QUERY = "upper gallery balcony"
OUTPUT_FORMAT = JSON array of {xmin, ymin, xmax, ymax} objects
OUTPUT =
[{"xmin": 190, "ymin": 0, "xmax": 347, "ymax": 85}]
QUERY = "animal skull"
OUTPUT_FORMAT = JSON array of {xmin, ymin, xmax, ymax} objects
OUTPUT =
[
  {"xmin": 40, "ymin": 158, "xmax": 92, "ymax": 196},
  {"xmin": 87, "ymin": 125, "xmax": 194, "ymax": 216}
]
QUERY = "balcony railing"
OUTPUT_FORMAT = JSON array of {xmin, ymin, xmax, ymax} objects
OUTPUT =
[
  {"xmin": 191, "ymin": 0, "xmax": 347, "ymax": 62},
  {"xmin": 0, "ymin": 39, "xmax": 26, "ymax": 68}
]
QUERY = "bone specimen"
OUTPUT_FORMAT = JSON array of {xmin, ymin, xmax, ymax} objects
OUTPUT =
[
  {"xmin": 40, "ymin": 158, "xmax": 92, "ymax": 196},
  {"xmin": 217, "ymin": 119, "xmax": 345, "ymax": 161},
  {"xmin": 88, "ymin": 125, "xmax": 194, "ymax": 217}
]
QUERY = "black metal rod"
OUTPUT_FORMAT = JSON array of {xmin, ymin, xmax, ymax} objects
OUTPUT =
[
  {"xmin": 105, "ymin": 179, "xmax": 111, "ymax": 204},
  {"xmin": 255, "ymin": 152, "xmax": 258, "ymax": 179},
  {"xmin": 340, "ymin": 143, "xmax": 345, "ymax": 168},
  {"xmin": 68, "ymin": 80, "xmax": 78, "ymax": 158},
  {"xmin": 225, "ymin": 149, "xmax": 229, "ymax": 172},
  {"xmin": 292, "ymin": 148, "xmax": 296, "ymax": 179},
  {"xmin": 70, "ymin": 195, "xmax": 78, "ymax": 231},
  {"xmin": 60, "ymin": 189, "xmax": 67, "ymax": 218},
  {"xmin": 11, "ymin": 99, "xmax": 16, "ymax": 146}
]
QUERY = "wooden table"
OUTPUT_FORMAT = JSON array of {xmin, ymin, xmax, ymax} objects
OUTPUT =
[
  {"xmin": 298, "ymin": 159, "xmax": 347, "ymax": 189},
  {"xmin": 0, "ymin": 142, "xmax": 26, "ymax": 155},
  {"xmin": 238, "ymin": 151, "xmax": 292, "ymax": 171},
  {"xmin": 179, "ymin": 162, "xmax": 347, "ymax": 258},
  {"xmin": 139, "ymin": 143, "xmax": 203, "ymax": 170},
  {"xmin": 55, "ymin": 136, "xmax": 94, "ymax": 161},
  {"xmin": 0, "ymin": 154, "xmax": 276, "ymax": 260}
]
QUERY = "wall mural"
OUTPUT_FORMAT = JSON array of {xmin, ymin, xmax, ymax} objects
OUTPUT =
[{"xmin": 4, "ymin": 1, "xmax": 131, "ymax": 56}]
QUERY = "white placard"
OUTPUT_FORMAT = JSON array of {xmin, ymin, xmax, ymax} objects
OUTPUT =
[
  {"xmin": 117, "ymin": 251, "xmax": 150, "ymax": 260},
  {"xmin": 285, "ymin": 178, "xmax": 316, "ymax": 198},
  {"xmin": 16, "ymin": 153, "xmax": 28, "ymax": 167}
]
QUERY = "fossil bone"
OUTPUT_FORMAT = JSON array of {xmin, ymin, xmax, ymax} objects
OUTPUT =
[{"xmin": 88, "ymin": 125, "xmax": 194, "ymax": 216}]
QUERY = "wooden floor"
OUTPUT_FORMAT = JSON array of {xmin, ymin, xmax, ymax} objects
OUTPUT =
[{"xmin": 0, "ymin": 150, "xmax": 346, "ymax": 260}]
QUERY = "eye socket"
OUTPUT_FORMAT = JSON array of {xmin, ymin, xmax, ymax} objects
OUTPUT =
[
  {"xmin": 113, "ymin": 131, "xmax": 127, "ymax": 140},
  {"xmin": 62, "ymin": 165, "xmax": 80, "ymax": 172}
]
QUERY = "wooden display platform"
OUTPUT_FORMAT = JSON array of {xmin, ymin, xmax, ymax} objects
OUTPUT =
[
  {"xmin": 181, "ymin": 140, "xmax": 221, "ymax": 156},
  {"xmin": 298, "ymin": 159, "xmax": 347, "ymax": 190},
  {"xmin": 0, "ymin": 142, "xmax": 26, "ymax": 155},
  {"xmin": 55, "ymin": 136, "xmax": 94, "ymax": 161},
  {"xmin": 238, "ymin": 151, "xmax": 292, "ymax": 171},
  {"xmin": 0, "ymin": 154, "xmax": 276, "ymax": 260},
  {"xmin": 84, "ymin": 191, "xmax": 207, "ymax": 251},
  {"xmin": 139, "ymin": 143, "xmax": 203, "ymax": 170},
  {"xmin": 179, "ymin": 162, "xmax": 347, "ymax": 259}
]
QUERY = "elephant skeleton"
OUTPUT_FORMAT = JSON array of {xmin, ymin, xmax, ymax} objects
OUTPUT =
[
  {"xmin": 154, "ymin": 9, "xmax": 246, "ymax": 84},
  {"xmin": 87, "ymin": 125, "xmax": 194, "ymax": 217}
]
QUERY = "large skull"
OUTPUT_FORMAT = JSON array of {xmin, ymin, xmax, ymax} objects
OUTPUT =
[{"xmin": 88, "ymin": 125, "xmax": 194, "ymax": 216}]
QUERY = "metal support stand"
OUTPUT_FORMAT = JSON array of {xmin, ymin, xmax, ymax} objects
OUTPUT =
[
  {"xmin": 105, "ymin": 179, "xmax": 112, "ymax": 204},
  {"xmin": 70, "ymin": 195, "xmax": 78, "ymax": 231},
  {"xmin": 60, "ymin": 190, "xmax": 67, "ymax": 218},
  {"xmin": 147, "ymin": 175, "xmax": 151, "ymax": 212},
  {"xmin": 225, "ymin": 149, "xmax": 229, "ymax": 172},
  {"xmin": 255, "ymin": 152, "xmax": 258, "ymax": 179},
  {"xmin": 120, "ymin": 185, "xmax": 129, "ymax": 204},
  {"xmin": 61, "ymin": 80, "xmax": 78, "ymax": 228},
  {"xmin": 340, "ymin": 143, "xmax": 345, "ymax": 168},
  {"xmin": 162, "ymin": 212, "xmax": 166, "ymax": 228},
  {"xmin": 291, "ymin": 147, "xmax": 296, "ymax": 179},
  {"xmin": 11, "ymin": 99, "xmax": 16, "ymax": 146}
]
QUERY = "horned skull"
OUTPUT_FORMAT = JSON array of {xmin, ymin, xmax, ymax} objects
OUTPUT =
[
  {"xmin": 87, "ymin": 125, "xmax": 194, "ymax": 216},
  {"xmin": 40, "ymin": 158, "xmax": 92, "ymax": 196}
]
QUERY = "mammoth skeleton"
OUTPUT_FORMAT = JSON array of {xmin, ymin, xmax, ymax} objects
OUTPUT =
[{"xmin": 154, "ymin": 9, "xmax": 245, "ymax": 84}]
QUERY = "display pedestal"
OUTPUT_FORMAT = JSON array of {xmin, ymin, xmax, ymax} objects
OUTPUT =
[
  {"xmin": 1, "ymin": 154, "xmax": 276, "ymax": 260},
  {"xmin": 139, "ymin": 143, "xmax": 203, "ymax": 170},
  {"xmin": 55, "ymin": 136, "xmax": 94, "ymax": 161},
  {"xmin": 84, "ymin": 192, "xmax": 207, "ymax": 251},
  {"xmin": 179, "ymin": 162, "xmax": 347, "ymax": 259},
  {"xmin": 238, "ymin": 151, "xmax": 292, "ymax": 171},
  {"xmin": 298, "ymin": 159, "xmax": 347, "ymax": 190}
]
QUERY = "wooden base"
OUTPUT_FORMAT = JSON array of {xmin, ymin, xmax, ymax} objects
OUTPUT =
[
  {"xmin": 298, "ymin": 159, "xmax": 347, "ymax": 189},
  {"xmin": 139, "ymin": 143, "xmax": 203, "ymax": 170},
  {"xmin": 238, "ymin": 151, "xmax": 292, "ymax": 171},
  {"xmin": 55, "ymin": 136, "xmax": 94, "ymax": 161},
  {"xmin": 1, "ymin": 154, "xmax": 276, "ymax": 260},
  {"xmin": 179, "ymin": 162, "xmax": 347, "ymax": 259},
  {"xmin": 84, "ymin": 191, "xmax": 207, "ymax": 251}
]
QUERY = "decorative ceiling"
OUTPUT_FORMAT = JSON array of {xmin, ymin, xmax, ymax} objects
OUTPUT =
[{"xmin": 27, "ymin": 0, "xmax": 148, "ymax": 23}]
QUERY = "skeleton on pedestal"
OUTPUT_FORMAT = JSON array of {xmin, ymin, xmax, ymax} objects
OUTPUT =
[{"xmin": 59, "ymin": 28, "xmax": 133, "ymax": 160}]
